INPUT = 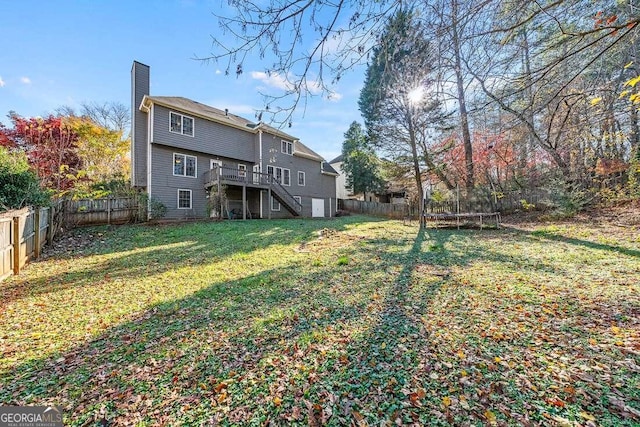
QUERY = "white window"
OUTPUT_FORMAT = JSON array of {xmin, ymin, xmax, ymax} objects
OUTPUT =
[
  {"xmin": 266, "ymin": 165, "xmax": 291, "ymax": 185},
  {"xmin": 298, "ymin": 171, "xmax": 306, "ymax": 186},
  {"xmin": 210, "ymin": 159, "xmax": 222, "ymax": 170},
  {"xmin": 271, "ymin": 196, "xmax": 280, "ymax": 211},
  {"xmin": 270, "ymin": 166, "xmax": 291, "ymax": 185},
  {"xmin": 238, "ymin": 164, "xmax": 247, "ymax": 178},
  {"xmin": 281, "ymin": 140, "xmax": 293, "ymax": 155},
  {"xmin": 174, "ymin": 153, "xmax": 197, "ymax": 178},
  {"xmin": 170, "ymin": 112, "xmax": 194, "ymax": 137},
  {"xmin": 177, "ymin": 189, "xmax": 192, "ymax": 209},
  {"xmin": 293, "ymin": 196, "xmax": 302, "ymax": 206}
]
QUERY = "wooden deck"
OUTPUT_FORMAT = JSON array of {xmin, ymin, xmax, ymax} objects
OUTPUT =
[
  {"xmin": 203, "ymin": 165, "xmax": 302, "ymax": 216},
  {"xmin": 423, "ymin": 212, "xmax": 501, "ymax": 229}
]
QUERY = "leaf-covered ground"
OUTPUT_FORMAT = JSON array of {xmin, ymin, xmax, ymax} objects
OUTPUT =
[{"xmin": 0, "ymin": 215, "xmax": 638, "ymax": 426}]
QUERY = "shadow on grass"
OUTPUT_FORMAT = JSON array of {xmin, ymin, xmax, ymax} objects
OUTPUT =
[
  {"xmin": 4, "ymin": 222, "xmax": 637, "ymax": 425},
  {"xmin": 0, "ymin": 261, "xmax": 371, "ymax": 425},
  {"xmin": 0, "ymin": 216, "xmax": 405, "ymax": 425},
  {"xmin": 0, "ymin": 215, "xmax": 379, "ymax": 307},
  {"xmin": 525, "ymin": 227, "xmax": 640, "ymax": 259},
  {"xmin": 333, "ymin": 227, "xmax": 432, "ymax": 421}
]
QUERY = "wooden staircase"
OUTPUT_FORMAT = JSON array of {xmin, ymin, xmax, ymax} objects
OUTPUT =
[{"xmin": 204, "ymin": 165, "xmax": 302, "ymax": 216}]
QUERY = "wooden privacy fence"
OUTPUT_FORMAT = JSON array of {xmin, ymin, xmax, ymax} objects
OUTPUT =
[
  {"xmin": 65, "ymin": 196, "xmax": 144, "ymax": 226},
  {"xmin": 339, "ymin": 190, "xmax": 549, "ymax": 219},
  {"xmin": 0, "ymin": 207, "xmax": 52, "ymax": 282},
  {"xmin": 0, "ymin": 196, "xmax": 144, "ymax": 283},
  {"xmin": 427, "ymin": 190, "xmax": 550, "ymax": 214},
  {"xmin": 339, "ymin": 199, "xmax": 411, "ymax": 218}
]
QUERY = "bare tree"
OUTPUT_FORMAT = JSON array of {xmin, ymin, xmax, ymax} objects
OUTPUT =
[
  {"xmin": 56, "ymin": 102, "xmax": 130, "ymax": 136},
  {"xmin": 467, "ymin": 0, "xmax": 640, "ymax": 182},
  {"xmin": 80, "ymin": 102, "xmax": 130, "ymax": 135},
  {"xmin": 426, "ymin": 0, "xmax": 495, "ymax": 192},
  {"xmin": 206, "ymin": 0, "xmax": 640, "ymax": 196},
  {"xmin": 203, "ymin": 0, "xmax": 405, "ymax": 124}
]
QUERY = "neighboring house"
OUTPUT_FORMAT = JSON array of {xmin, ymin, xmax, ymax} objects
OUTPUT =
[
  {"xmin": 328, "ymin": 155, "xmax": 351, "ymax": 200},
  {"xmin": 131, "ymin": 61, "xmax": 338, "ymax": 220},
  {"xmin": 329, "ymin": 154, "xmax": 408, "ymax": 204}
]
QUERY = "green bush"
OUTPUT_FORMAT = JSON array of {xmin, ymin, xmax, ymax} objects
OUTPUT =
[
  {"xmin": 0, "ymin": 147, "xmax": 50, "ymax": 211},
  {"xmin": 149, "ymin": 197, "xmax": 167, "ymax": 219},
  {"xmin": 547, "ymin": 178, "xmax": 592, "ymax": 218},
  {"xmin": 71, "ymin": 175, "xmax": 136, "ymax": 200}
]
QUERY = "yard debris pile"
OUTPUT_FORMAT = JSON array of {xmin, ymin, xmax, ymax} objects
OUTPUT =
[{"xmin": 40, "ymin": 229, "xmax": 106, "ymax": 259}]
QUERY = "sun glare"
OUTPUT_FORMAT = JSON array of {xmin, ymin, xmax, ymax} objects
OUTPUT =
[{"xmin": 407, "ymin": 86, "xmax": 425, "ymax": 104}]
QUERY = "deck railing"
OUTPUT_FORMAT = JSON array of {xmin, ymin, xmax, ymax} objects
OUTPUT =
[
  {"xmin": 204, "ymin": 165, "xmax": 271, "ymax": 188},
  {"xmin": 204, "ymin": 165, "xmax": 302, "ymax": 214}
]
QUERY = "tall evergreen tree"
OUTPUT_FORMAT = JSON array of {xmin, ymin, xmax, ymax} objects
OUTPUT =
[
  {"xmin": 341, "ymin": 121, "xmax": 385, "ymax": 196},
  {"xmin": 359, "ymin": 9, "xmax": 448, "ymax": 223}
]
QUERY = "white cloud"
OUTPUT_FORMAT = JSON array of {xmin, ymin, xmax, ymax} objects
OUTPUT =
[
  {"xmin": 250, "ymin": 70, "xmax": 343, "ymax": 102},
  {"xmin": 20, "ymin": 76, "xmax": 31, "ymax": 84},
  {"xmin": 251, "ymin": 71, "xmax": 293, "ymax": 91},
  {"xmin": 215, "ymin": 69, "xmax": 222, "ymax": 75},
  {"xmin": 0, "ymin": 76, "xmax": 5, "ymax": 87}
]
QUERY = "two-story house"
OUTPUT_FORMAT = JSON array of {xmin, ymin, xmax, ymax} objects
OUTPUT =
[{"xmin": 131, "ymin": 61, "xmax": 338, "ymax": 220}]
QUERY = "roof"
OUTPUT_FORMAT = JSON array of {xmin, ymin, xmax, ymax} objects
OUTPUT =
[
  {"xmin": 142, "ymin": 95, "xmax": 324, "ymax": 162},
  {"xmin": 329, "ymin": 154, "xmax": 344, "ymax": 164},
  {"xmin": 321, "ymin": 161, "xmax": 339, "ymax": 176},
  {"xmin": 293, "ymin": 141, "xmax": 324, "ymax": 162}
]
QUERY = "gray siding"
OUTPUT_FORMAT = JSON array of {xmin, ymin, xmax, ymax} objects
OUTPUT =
[
  {"xmin": 150, "ymin": 145, "xmax": 261, "ymax": 219},
  {"xmin": 153, "ymin": 105, "xmax": 256, "ymax": 162},
  {"xmin": 261, "ymin": 132, "xmax": 337, "ymax": 218},
  {"xmin": 140, "ymin": 98, "xmax": 337, "ymax": 219},
  {"xmin": 131, "ymin": 62, "xmax": 149, "ymax": 188}
]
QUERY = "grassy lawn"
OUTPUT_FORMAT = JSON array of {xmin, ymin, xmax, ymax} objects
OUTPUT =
[{"xmin": 0, "ymin": 215, "xmax": 639, "ymax": 426}]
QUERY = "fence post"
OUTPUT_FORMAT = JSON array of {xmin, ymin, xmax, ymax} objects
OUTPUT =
[
  {"xmin": 34, "ymin": 209, "xmax": 41, "ymax": 259},
  {"xmin": 13, "ymin": 216, "xmax": 20, "ymax": 275},
  {"xmin": 48, "ymin": 204, "xmax": 55, "ymax": 245},
  {"xmin": 107, "ymin": 197, "xmax": 111, "ymax": 225}
]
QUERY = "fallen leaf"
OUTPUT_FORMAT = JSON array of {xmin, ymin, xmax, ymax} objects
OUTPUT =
[
  {"xmin": 580, "ymin": 412, "xmax": 596, "ymax": 421},
  {"xmin": 485, "ymin": 410, "xmax": 497, "ymax": 425}
]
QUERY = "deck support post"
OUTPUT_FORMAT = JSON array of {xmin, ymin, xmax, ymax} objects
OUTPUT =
[
  {"xmin": 242, "ymin": 185, "xmax": 247, "ymax": 220},
  {"xmin": 268, "ymin": 188, "xmax": 272, "ymax": 220}
]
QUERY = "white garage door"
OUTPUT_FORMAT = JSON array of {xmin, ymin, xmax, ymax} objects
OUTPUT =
[{"xmin": 311, "ymin": 198, "xmax": 325, "ymax": 218}]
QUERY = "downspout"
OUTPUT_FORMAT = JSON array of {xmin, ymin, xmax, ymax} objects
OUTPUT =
[
  {"xmin": 259, "ymin": 129, "xmax": 263, "ymax": 219},
  {"xmin": 258, "ymin": 129, "xmax": 263, "ymax": 173},
  {"xmin": 147, "ymin": 103, "xmax": 153, "ymax": 220}
]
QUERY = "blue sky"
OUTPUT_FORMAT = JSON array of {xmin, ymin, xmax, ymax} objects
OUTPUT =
[{"xmin": 0, "ymin": 0, "xmax": 367, "ymax": 161}]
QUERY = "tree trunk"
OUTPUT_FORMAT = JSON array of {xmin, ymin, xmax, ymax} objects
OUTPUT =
[
  {"xmin": 522, "ymin": 27, "xmax": 536, "ymax": 173},
  {"xmin": 451, "ymin": 0, "xmax": 474, "ymax": 192},
  {"xmin": 629, "ymin": 105, "xmax": 640, "ymax": 160},
  {"xmin": 408, "ymin": 117, "xmax": 425, "ymax": 227}
]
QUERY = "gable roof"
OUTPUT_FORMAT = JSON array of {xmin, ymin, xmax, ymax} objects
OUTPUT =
[
  {"xmin": 142, "ymin": 95, "xmax": 325, "ymax": 162},
  {"xmin": 321, "ymin": 161, "xmax": 339, "ymax": 176},
  {"xmin": 329, "ymin": 154, "xmax": 344, "ymax": 164}
]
